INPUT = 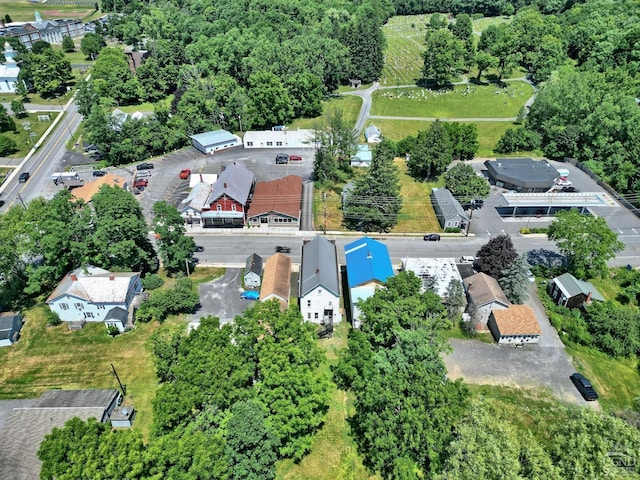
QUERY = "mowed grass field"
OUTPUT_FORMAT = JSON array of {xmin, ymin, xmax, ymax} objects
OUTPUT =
[
  {"xmin": 371, "ymin": 81, "xmax": 533, "ymax": 118},
  {"xmin": 0, "ymin": 0, "xmax": 98, "ymax": 22},
  {"xmin": 3, "ymin": 112, "xmax": 54, "ymax": 157},
  {"xmin": 366, "ymin": 119, "xmax": 522, "ymax": 157},
  {"xmin": 289, "ymin": 95, "xmax": 363, "ymax": 130}
]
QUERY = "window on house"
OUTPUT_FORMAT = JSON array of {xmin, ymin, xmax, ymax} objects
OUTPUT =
[
  {"xmin": 216, "ymin": 204, "xmax": 222, "ymax": 211},
  {"xmin": 318, "ymin": 289, "xmax": 323, "ymax": 295},
  {"xmin": 276, "ymin": 141, "xmax": 282, "ymax": 146},
  {"xmin": 84, "ymin": 312, "xmax": 94, "ymax": 319},
  {"xmin": 60, "ymin": 303, "xmax": 69, "ymax": 310},
  {"xmin": 307, "ymin": 313, "xmax": 311, "ymax": 319},
  {"xmin": 266, "ymin": 141, "xmax": 273, "ymax": 146},
  {"xmin": 247, "ymin": 141, "xmax": 253, "ymax": 146},
  {"xmin": 74, "ymin": 303, "xmax": 84, "ymax": 310},
  {"xmin": 314, "ymin": 312, "xmax": 319, "ymax": 319},
  {"xmin": 307, "ymin": 300, "xmax": 311, "ymax": 307},
  {"xmin": 232, "ymin": 204, "xmax": 237, "ymax": 211},
  {"xmin": 97, "ymin": 305, "xmax": 105, "ymax": 310}
]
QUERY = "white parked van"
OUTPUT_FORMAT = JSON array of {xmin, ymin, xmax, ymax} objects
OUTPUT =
[
  {"xmin": 52, "ymin": 172, "xmax": 79, "ymax": 185},
  {"xmin": 460, "ymin": 256, "xmax": 475, "ymax": 264}
]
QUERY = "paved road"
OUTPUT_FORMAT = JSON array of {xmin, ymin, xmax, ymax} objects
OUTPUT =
[{"xmin": 194, "ymin": 268, "xmax": 252, "ymax": 324}]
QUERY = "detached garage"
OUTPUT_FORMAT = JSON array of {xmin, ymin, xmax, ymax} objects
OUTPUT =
[{"xmin": 190, "ymin": 130, "xmax": 241, "ymax": 154}]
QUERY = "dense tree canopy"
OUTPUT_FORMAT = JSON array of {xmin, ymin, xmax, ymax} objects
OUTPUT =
[
  {"xmin": 444, "ymin": 163, "xmax": 489, "ymax": 205},
  {"xmin": 474, "ymin": 234, "xmax": 518, "ymax": 280},
  {"xmin": 408, "ymin": 120, "xmax": 453, "ymax": 180}
]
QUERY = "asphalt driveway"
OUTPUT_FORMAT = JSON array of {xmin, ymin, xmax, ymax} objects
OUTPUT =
[
  {"xmin": 193, "ymin": 268, "xmax": 254, "ymax": 324},
  {"xmin": 443, "ymin": 284, "xmax": 600, "ymax": 408}
]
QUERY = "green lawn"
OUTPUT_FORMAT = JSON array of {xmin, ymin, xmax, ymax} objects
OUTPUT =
[
  {"xmin": 4, "ymin": 112, "xmax": 55, "ymax": 157},
  {"xmin": 365, "ymin": 119, "xmax": 524, "ymax": 157},
  {"xmin": 472, "ymin": 15, "xmax": 512, "ymax": 34},
  {"xmin": 568, "ymin": 345, "xmax": 639, "ymax": 412},
  {"xmin": 289, "ymin": 95, "xmax": 362, "ymax": 130},
  {"xmin": 0, "ymin": 267, "xmax": 224, "ymax": 440},
  {"xmin": 117, "ymin": 96, "xmax": 174, "ymax": 115},
  {"xmin": 0, "ymin": 0, "xmax": 98, "ymax": 21},
  {"xmin": 371, "ymin": 81, "xmax": 533, "ymax": 118},
  {"xmin": 380, "ymin": 15, "xmax": 430, "ymax": 86}
]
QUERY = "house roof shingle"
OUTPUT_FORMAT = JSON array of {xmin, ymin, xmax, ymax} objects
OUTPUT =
[
  {"xmin": 245, "ymin": 253, "xmax": 263, "ymax": 276},
  {"xmin": 46, "ymin": 266, "xmax": 140, "ymax": 304},
  {"xmin": 344, "ymin": 236, "xmax": 394, "ymax": 288},
  {"xmin": 0, "ymin": 389, "xmax": 119, "ymax": 480},
  {"xmin": 248, "ymin": 175, "xmax": 302, "ymax": 219},
  {"xmin": 431, "ymin": 187, "xmax": 468, "ymax": 223},
  {"xmin": 491, "ymin": 305, "xmax": 542, "ymax": 336},
  {"xmin": 206, "ymin": 162, "xmax": 254, "ymax": 206},
  {"xmin": 463, "ymin": 272, "xmax": 511, "ymax": 308},
  {"xmin": 260, "ymin": 253, "xmax": 291, "ymax": 307},
  {"xmin": 300, "ymin": 236, "xmax": 340, "ymax": 297},
  {"xmin": 179, "ymin": 181, "xmax": 212, "ymax": 213}
]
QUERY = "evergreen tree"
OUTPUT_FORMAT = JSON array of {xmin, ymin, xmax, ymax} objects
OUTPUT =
[
  {"xmin": 61, "ymin": 36, "xmax": 75, "ymax": 53},
  {"xmin": 444, "ymin": 278, "xmax": 466, "ymax": 319},
  {"xmin": 344, "ymin": 140, "xmax": 402, "ymax": 233},
  {"xmin": 499, "ymin": 254, "xmax": 531, "ymax": 304}
]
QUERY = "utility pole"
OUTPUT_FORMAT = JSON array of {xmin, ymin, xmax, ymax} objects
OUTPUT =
[
  {"xmin": 185, "ymin": 258, "xmax": 191, "ymax": 276},
  {"xmin": 17, "ymin": 193, "xmax": 27, "ymax": 210},
  {"xmin": 323, "ymin": 191, "xmax": 327, "ymax": 234},
  {"xmin": 466, "ymin": 207, "xmax": 473, "ymax": 237},
  {"xmin": 110, "ymin": 363, "xmax": 126, "ymax": 397}
]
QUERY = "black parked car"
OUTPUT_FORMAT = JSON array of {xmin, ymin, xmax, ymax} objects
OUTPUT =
[
  {"xmin": 195, "ymin": 245, "xmax": 204, "ymax": 252},
  {"xmin": 423, "ymin": 234, "xmax": 441, "ymax": 241},
  {"xmin": 0, "ymin": 200, "xmax": 4, "ymax": 208},
  {"xmin": 275, "ymin": 153, "xmax": 289, "ymax": 164},
  {"xmin": 562, "ymin": 186, "xmax": 578, "ymax": 193},
  {"xmin": 275, "ymin": 245, "xmax": 291, "ymax": 253},
  {"xmin": 93, "ymin": 170, "xmax": 107, "ymax": 177},
  {"xmin": 570, "ymin": 373, "xmax": 599, "ymax": 401},
  {"xmin": 136, "ymin": 162, "xmax": 154, "ymax": 170},
  {"xmin": 18, "ymin": 172, "xmax": 30, "ymax": 183}
]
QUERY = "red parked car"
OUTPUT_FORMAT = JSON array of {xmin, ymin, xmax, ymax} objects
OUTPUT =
[
  {"xmin": 179, "ymin": 169, "xmax": 191, "ymax": 179},
  {"xmin": 133, "ymin": 179, "xmax": 148, "ymax": 188},
  {"xmin": 289, "ymin": 155, "xmax": 302, "ymax": 162}
]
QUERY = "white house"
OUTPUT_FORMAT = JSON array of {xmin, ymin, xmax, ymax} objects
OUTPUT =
[
  {"xmin": 299, "ymin": 236, "xmax": 341, "ymax": 326},
  {"xmin": 190, "ymin": 130, "xmax": 241, "ymax": 154},
  {"xmin": 244, "ymin": 253, "xmax": 263, "ymax": 288},
  {"xmin": 0, "ymin": 42, "xmax": 20, "ymax": 94},
  {"xmin": 463, "ymin": 272, "xmax": 511, "ymax": 328},
  {"xmin": 46, "ymin": 266, "xmax": 143, "ymax": 332},
  {"xmin": 488, "ymin": 305, "xmax": 542, "ymax": 345},
  {"xmin": 364, "ymin": 125, "xmax": 382, "ymax": 143}
]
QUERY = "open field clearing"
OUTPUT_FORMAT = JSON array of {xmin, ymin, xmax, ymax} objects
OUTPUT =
[
  {"xmin": 4, "ymin": 112, "xmax": 54, "ymax": 157},
  {"xmin": 365, "ymin": 119, "xmax": 525, "ymax": 157},
  {"xmin": 380, "ymin": 15, "xmax": 429, "ymax": 86},
  {"xmin": 289, "ymin": 95, "xmax": 362, "ymax": 130},
  {"xmin": 371, "ymin": 81, "xmax": 533, "ymax": 118},
  {"xmin": 0, "ymin": 0, "xmax": 98, "ymax": 21}
]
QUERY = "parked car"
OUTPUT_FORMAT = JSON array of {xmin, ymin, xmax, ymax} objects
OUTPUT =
[
  {"xmin": 556, "ymin": 179, "xmax": 572, "ymax": 187},
  {"xmin": 562, "ymin": 186, "xmax": 578, "ymax": 193},
  {"xmin": 92, "ymin": 170, "xmax": 106, "ymax": 177},
  {"xmin": 276, "ymin": 153, "xmax": 289, "ymax": 164},
  {"xmin": 136, "ymin": 170, "xmax": 152, "ymax": 178},
  {"xmin": 18, "ymin": 172, "xmax": 30, "ymax": 183},
  {"xmin": 423, "ymin": 234, "xmax": 441, "ymax": 241},
  {"xmin": 240, "ymin": 290, "xmax": 260, "ymax": 300},
  {"xmin": 472, "ymin": 199, "xmax": 484, "ymax": 209},
  {"xmin": 570, "ymin": 373, "xmax": 599, "ymax": 401},
  {"xmin": 0, "ymin": 200, "xmax": 5, "ymax": 208},
  {"xmin": 195, "ymin": 245, "xmax": 204, "ymax": 252},
  {"xmin": 133, "ymin": 179, "xmax": 148, "ymax": 188},
  {"xmin": 275, "ymin": 245, "xmax": 291, "ymax": 253},
  {"xmin": 460, "ymin": 255, "xmax": 475, "ymax": 264},
  {"xmin": 289, "ymin": 155, "xmax": 302, "ymax": 162},
  {"xmin": 133, "ymin": 187, "xmax": 143, "ymax": 195},
  {"xmin": 179, "ymin": 169, "xmax": 191, "ymax": 179},
  {"xmin": 136, "ymin": 162, "xmax": 154, "ymax": 170}
]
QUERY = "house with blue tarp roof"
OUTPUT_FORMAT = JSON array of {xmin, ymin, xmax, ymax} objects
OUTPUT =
[{"xmin": 344, "ymin": 236, "xmax": 394, "ymax": 328}]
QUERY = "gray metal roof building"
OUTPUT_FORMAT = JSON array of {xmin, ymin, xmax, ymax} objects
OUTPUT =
[
  {"xmin": 205, "ymin": 161, "xmax": 255, "ymax": 207},
  {"xmin": 484, "ymin": 158, "xmax": 559, "ymax": 192},
  {"xmin": 299, "ymin": 236, "xmax": 340, "ymax": 297},
  {"xmin": 430, "ymin": 187, "xmax": 468, "ymax": 230}
]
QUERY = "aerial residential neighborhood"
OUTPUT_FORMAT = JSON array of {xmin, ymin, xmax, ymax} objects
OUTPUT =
[{"xmin": 0, "ymin": 0, "xmax": 639, "ymax": 478}]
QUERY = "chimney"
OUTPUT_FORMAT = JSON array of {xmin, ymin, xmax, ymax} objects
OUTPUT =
[
  {"xmin": 70, "ymin": 274, "xmax": 77, "ymax": 281},
  {"xmin": 224, "ymin": 182, "xmax": 227, "ymax": 188},
  {"xmin": 109, "ymin": 275, "xmax": 115, "ymax": 281}
]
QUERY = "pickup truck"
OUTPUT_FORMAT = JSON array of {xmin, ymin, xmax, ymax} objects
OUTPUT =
[{"xmin": 275, "ymin": 246, "xmax": 291, "ymax": 253}]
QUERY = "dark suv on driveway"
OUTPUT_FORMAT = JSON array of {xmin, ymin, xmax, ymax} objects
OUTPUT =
[
  {"xmin": 276, "ymin": 153, "xmax": 289, "ymax": 164},
  {"xmin": 570, "ymin": 373, "xmax": 598, "ymax": 401},
  {"xmin": 136, "ymin": 162, "xmax": 154, "ymax": 170}
]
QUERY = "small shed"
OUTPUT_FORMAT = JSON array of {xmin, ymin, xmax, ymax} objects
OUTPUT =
[
  {"xmin": 244, "ymin": 254, "xmax": 263, "ymax": 288},
  {"xmin": 350, "ymin": 145, "xmax": 373, "ymax": 167},
  {"xmin": 364, "ymin": 125, "xmax": 382, "ymax": 143},
  {"xmin": 0, "ymin": 312, "xmax": 23, "ymax": 347},
  {"xmin": 190, "ymin": 130, "xmax": 241, "ymax": 154},
  {"xmin": 547, "ymin": 273, "xmax": 604, "ymax": 308},
  {"xmin": 110, "ymin": 405, "xmax": 136, "ymax": 428}
]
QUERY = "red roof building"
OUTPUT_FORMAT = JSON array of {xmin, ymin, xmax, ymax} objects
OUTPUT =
[{"xmin": 247, "ymin": 175, "xmax": 302, "ymax": 228}]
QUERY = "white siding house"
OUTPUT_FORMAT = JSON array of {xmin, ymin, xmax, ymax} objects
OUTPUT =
[
  {"xmin": 46, "ymin": 266, "xmax": 143, "ymax": 332},
  {"xmin": 244, "ymin": 253, "xmax": 263, "ymax": 288},
  {"xmin": 299, "ymin": 236, "xmax": 341, "ymax": 326},
  {"xmin": 190, "ymin": 130, "xmax": 241, "ymax": 154}
]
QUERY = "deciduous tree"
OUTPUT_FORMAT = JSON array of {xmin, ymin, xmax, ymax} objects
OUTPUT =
[
  {"xmin": 153, "ymin": 201, "xmax": 195, "ymax": 276},
  {"xmin": 547, "ymin": 209, "xmax": 623, "ymax": 279},
  {"xmin": 474, "ymin": 234, "xmax": 518, "ymax": 279},
  {"xmin": 61, "ymin": 35, "xmax": 75, "ymax": 53},
  {"xmin": 422, "ymin": 29, "xmax": 464, "ymax": 86},
  {"xmin": 444, "ymin": 163, "xmax": 489, "ymax": 205},
  {"xmin": 81, "ymin": 32, "xmax": 106, "ymax": 59},
  {"xmin": 408, "ymin": 120, "xmax": 453, "ymax": 180}
]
